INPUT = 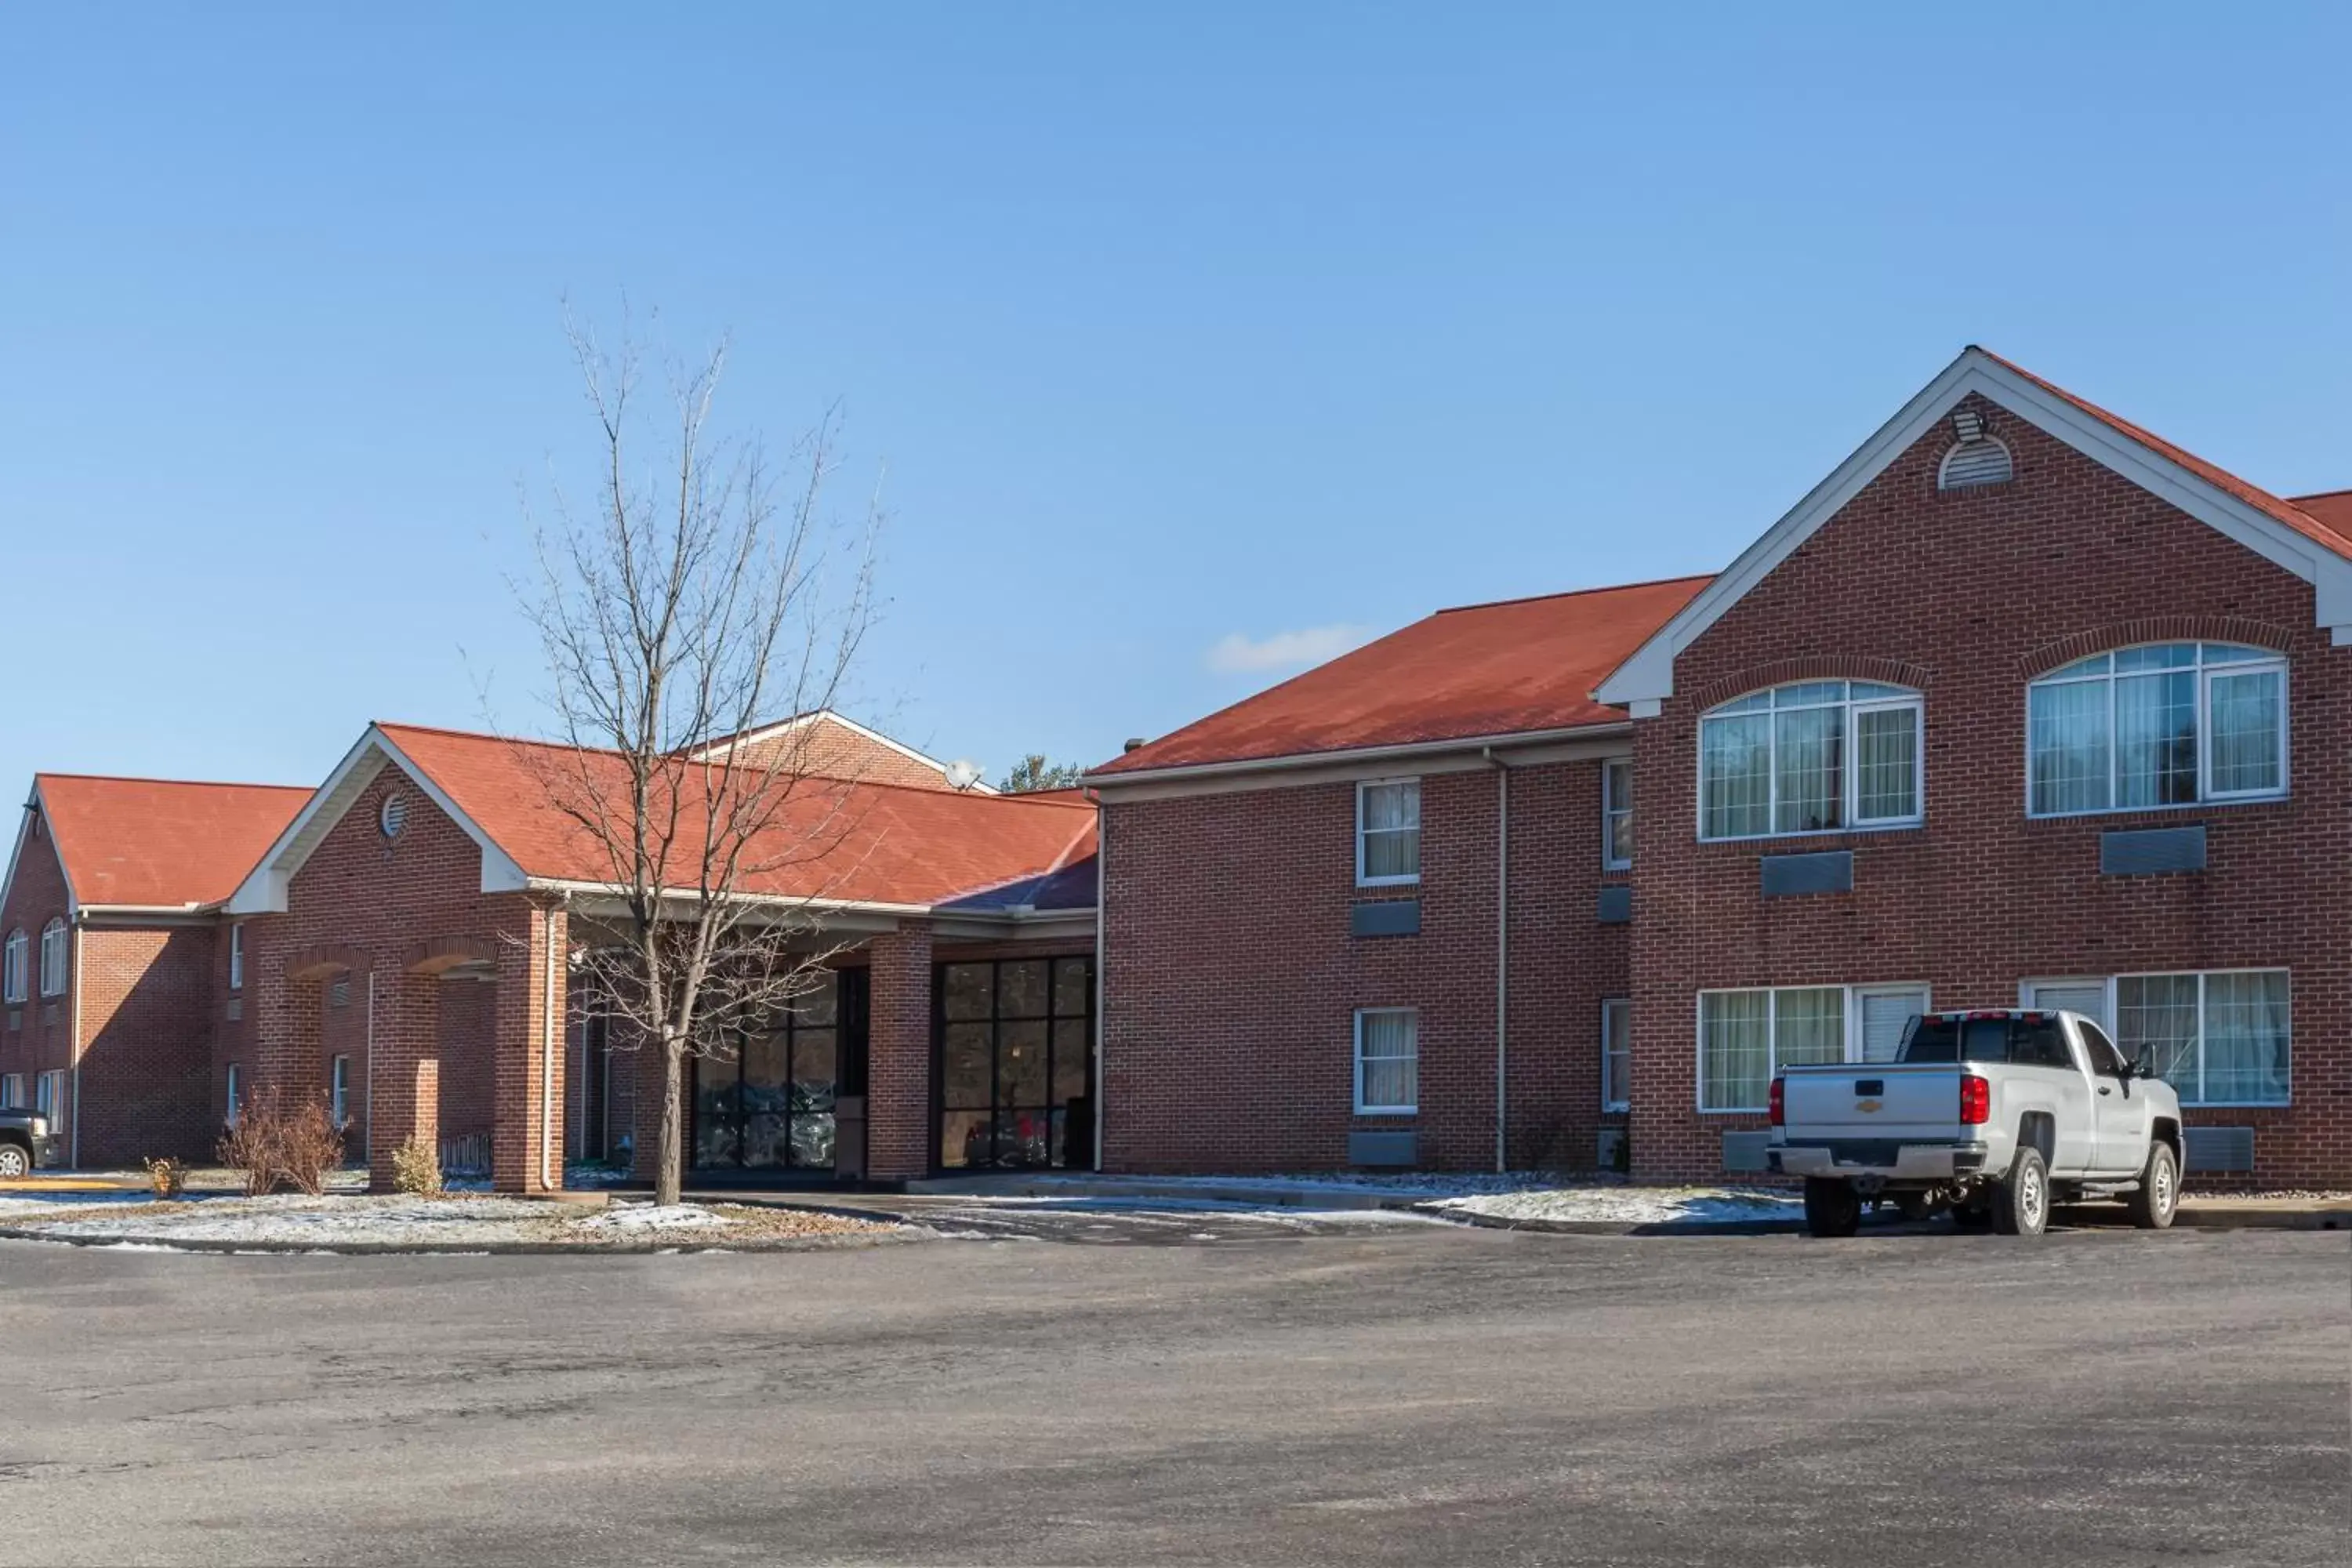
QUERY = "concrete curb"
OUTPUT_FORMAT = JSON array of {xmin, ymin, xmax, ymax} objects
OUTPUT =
[{"xmin": 2172, "ymin": 1203, "xmax": 2350, "ymax": 1232}]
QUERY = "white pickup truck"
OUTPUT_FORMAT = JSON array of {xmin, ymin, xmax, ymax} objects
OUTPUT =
[{"xmin": 1768, "ymin": 1008, "xmax": 2183, "ymax": 1238}]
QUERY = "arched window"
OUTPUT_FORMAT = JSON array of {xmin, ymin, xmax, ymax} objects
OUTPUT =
[
  {"xmin": 38, "ymin": 919, "xmax": 67, "ymax": 997},
  {"xmin": 1, "ymin": 930, "xmax": 24, "ymax": 1004},
  {"xmin": 1699, "ymin": 681, "xmax": 1923, "ymax": 840},
  {"xmin": 2027, "ymin": 642, "xmax": 2286, "ymax": 815}
]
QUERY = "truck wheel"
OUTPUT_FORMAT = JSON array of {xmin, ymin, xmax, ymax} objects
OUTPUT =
[
  {"xmin": 2124, "ymin": 1141, "xmax": 2179, "ymax": 1230},
  {"xmin": 0, "ymin": 1142, "xmax": 28, "ymax": 1178},
  {"xmin": 1990, "ymin": 1147, "xmax": 2049, "ymax": 1237},
  {"xmin": 1802, "ymin": 1178, "xmax": 1861, "ymax": 1238}
]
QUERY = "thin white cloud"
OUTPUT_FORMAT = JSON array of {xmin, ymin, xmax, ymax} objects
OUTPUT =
[{"xmin": 1205, "ymin": 623, "xmax": 1371, "ymax": 675}]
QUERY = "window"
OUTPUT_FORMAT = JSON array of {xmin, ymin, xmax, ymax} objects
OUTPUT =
[
  {"xmin": 1356, "ymin": 780, "xmax": 1421, "ymax": 885},
  {"xmin": 1697, "ymin": 983, "xmax": 1929, "ymax": 1111},
  {"xmin": 228, "ymin": 925, "xmax": 244, "ymax": 992},
  {"xmin": 35, "ymin": 1070, "xmax": 62, "ymax": 1119},
  {"xmin": 38, "ymin": 919, "xmax": 67, "ymax": 997},
  {"xmin": 1, "ymin": 930, "xmax": 23, "ymax": 1003},
  {"xmin": 935, "ymin": 959, "xmax": 1089, "ymax": 1171},
  {"xmin": 2077, "ymin": 1020, "xmax": 2128, "ymax": 1078},
  {"xmin": 2115, "ymin": 970, "xmax": 2289, "ymax": 1106},
  {"xmin": 1354, "ymin": 1008, "xmax": 1418, "ymax": 1114},
  {"xmin": 329, "ymin": 1055, "xmax": 351, "ymax": 1127},
  {"xmin": 0, "ymin": 1073, "xmax": 21, "ymax": 1109},
  {"xmin": 1602, "ymin": 758, "xmax": 1634, "ymax": 870},
  {"xmin": 1600, "ymin": 999, "xmax": 1631, "ymax": 1112},
  {"xmin": 224, "ymin": 1064, "xmax": 241, "ymax": 1127},
  {"xmin": 2027, "ymin": 644, "xmax": 2286, "ymax": 816},
  {"xmin": 1698, "ymin": 681, "xmax": 1922, "ymax": 840}
]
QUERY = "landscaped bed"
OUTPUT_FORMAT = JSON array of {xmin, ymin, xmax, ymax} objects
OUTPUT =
[{"xmin": 0, "ymin": 1192, "xmax": 908, "ymax": 1252}]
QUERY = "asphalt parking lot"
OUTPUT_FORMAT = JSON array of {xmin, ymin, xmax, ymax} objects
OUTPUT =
[{"xmin": 1, "ymin": 1220, "xmax": 2343, "ymax": 1567}]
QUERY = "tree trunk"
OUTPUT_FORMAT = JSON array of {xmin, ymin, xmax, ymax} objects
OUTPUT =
[{"xmin": 658, "ymin": 1034, "xmax": 684, "ymax": 1208}]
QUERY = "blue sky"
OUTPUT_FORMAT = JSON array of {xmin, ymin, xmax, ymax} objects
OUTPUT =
[{"xmin": 2, "ymin": 4, "xmax": 2347, "ymax": 797}]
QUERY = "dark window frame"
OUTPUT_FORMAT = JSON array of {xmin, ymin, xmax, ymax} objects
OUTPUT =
[{"xmin": 931, "ymin": 954, "xmax": 1094, "ymax": 1173}]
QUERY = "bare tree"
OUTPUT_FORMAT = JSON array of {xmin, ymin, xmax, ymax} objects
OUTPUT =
[{"xmin": 515, "ymin": 316, "xmax": 883, "ymax": 1206}]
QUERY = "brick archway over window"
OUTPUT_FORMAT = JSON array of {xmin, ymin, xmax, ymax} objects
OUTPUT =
[
  {"xmin": 285, "ymin": 943, "xmax": 369, "ymax": 982},
  {"xmin": 405, "ymin": 935, "xmax": 499, "ymax": 975},
  {"xmin": 1688, "ymin": 655, "xmax": 1933, "ymax": 711},
  {"xmin": 2016, "ymin": 615, "xmax": 2294, "ymax": 681}
]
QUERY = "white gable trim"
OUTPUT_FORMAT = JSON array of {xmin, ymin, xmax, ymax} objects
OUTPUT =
[
  {"xmin": 1595, "ymin": 348, "xmax": 2352, "ymax": 706},
  {"xmin": 224, "ymin": 727, "xmax": 530, "ymax": 914},
  {"xmin": 683, "ymin": 709, "xmax": 997, "ymax": 793},
  {"xmin": 1, "ymin": 785, "xmax": 78, "ymax": 922}
]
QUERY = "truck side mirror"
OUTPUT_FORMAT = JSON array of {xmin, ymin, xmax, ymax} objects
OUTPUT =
[{"xmin": 2129, "ymin": 1046, "xmax": 2154, "ymax": 1080}]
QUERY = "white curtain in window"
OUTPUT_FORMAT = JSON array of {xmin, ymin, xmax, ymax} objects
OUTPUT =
[
  {"xmin": 2116, "ymin": 975, "xmax": 2201, "ymax": 1094},
  {"xmin": 1356, "ymin": 1011, "xmax": 1417, "ymax": 1111},
  {"xmin": 1772, "ymin": 709, "xmax": 1842, "ymax": 833},
  {"xmin": 1700, "ymin": 713, "xmax": 1772, "ymax": 838},
  {"xmin": 1859, "ymin": 989, "xmax": 1929, "ymax": 1063},
  {"xmin": 2114, "ymin": 670, "xmax": 2197, "ymax": 808},
  {"xmin": 2027, "ymin": 679, "xmax": 2109, "ymax": 814},
  {"xmin": 1853, "ymin": 707, "xmax": 1918, "ymax": 822},
  {"xmin": 1699, "ymin": 992, "xmax": 1770, "ymax": 1111},
  {"xmin": 1773, "ymin": 987, "xmax": 1845, "ymax": 1068},
  {"xmin": 1360, "ymin": 783, "xmax": 1421, "ymax": 880},
  {"xmin": 2206, "ymin": 670, "xmax": 2282, "ymax": 795},
  {"xmin": 2201, "ymin": 971, "xmax": 2289, "ymax": 1105}
]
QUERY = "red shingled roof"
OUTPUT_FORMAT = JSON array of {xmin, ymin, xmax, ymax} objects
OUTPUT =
[
  {"xmin": 1094, "ymin": 575, "xmax": 1713, "ymax": 776},
  {"xmin": 376, "ymin": 724, "xmax": 1095, "ymax": 907},
  {"xmin": 36, "ymin": 775, "xmax": 310, "ymax": 909},
  {"xmin": 1979, "ymin": 350, "xmax": 2352, "ymax": 562}
]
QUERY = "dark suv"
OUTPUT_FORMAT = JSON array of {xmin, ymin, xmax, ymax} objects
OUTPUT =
[{"xmin": 0, "ymin": 1105, "xmax": 61, "ymax": 1178}]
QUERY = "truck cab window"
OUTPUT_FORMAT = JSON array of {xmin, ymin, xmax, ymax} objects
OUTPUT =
[{"xmin": 2076, "ymin": 1019, "xmax": 2127, "ymax": 1076}]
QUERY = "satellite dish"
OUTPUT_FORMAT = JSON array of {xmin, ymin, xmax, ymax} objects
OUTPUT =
[{"xmin": 945, "ymin": 758, "xmax": 985, "ymax": 791}]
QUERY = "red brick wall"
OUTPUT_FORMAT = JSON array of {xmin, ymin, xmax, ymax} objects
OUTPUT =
[
  {"xmin": 0, "ymin": 813, "xmax": 74, "ymax": 1145},
  {"xmin": 1101, "ymin": 759, "xmax": 1624, "ymax": 1174},
  {"xmin": 1629, "ymin": 395, "xmax": 2350, "ymax": 1186},
  {"xmin": 76, "ymin": 924, "xmax": 217, "ymax": 1165}
]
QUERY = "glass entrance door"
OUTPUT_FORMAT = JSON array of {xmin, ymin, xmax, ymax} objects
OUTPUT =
[
  {"xmin": 935, "ymin": 956, "xmax": 1094, "ymax": 1171},
  {"xmin": 691, "ymin": 968, "xmax": 869, "ymax": 1174}
]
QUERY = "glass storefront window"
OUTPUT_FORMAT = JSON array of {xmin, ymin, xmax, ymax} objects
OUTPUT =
[
  {"xmin": 690, "ymin": 968, "xmax": 865, "ymax": 1172},
  {"xmin": 936, "ymin": 956, "xmax": 1094, "ymax": 1171}
]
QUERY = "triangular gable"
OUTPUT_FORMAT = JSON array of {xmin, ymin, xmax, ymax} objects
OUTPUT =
[
  {"xmin": 1595, "ymin": 347, "xmax": 2352, "ymax": 710},
  {"xmin": 224, "ymin": 726, "xmax": 528, "ymax": 915},
  {"xmin": 1, "ymin": 786, "xmax": 76, "ymax": 917},
  {"xmin": 683, "ymin": 710, "xmax": 995, "ymax": 793}
]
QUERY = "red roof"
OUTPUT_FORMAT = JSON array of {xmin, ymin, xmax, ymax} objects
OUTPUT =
[
  {"xmin": 1094, "ymin": 575, "xmax": 1712, "ymax": 776},
  {"xmin": 1979, "ymin": 350, "xmax": 2352, "ymax": 562},
  {"xmin": 37, "ymin": 775, "xmax": 310, "ymax": 909},
  {"xmin": 376, "ymin": 724, "xmax": 1095, "ymax": 907}
]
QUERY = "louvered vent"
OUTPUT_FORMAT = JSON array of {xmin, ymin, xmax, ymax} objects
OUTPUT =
[
  {"xmin": 328, "ymin": 977, "xmax": 351, "ymax": 1009},
  {"xmin": 1939, "ymin": 437, "xmax": 2013, "ymax": 490}
]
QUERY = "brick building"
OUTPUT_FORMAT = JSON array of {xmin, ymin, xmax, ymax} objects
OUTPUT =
[{"xmin": 1092, "ymin": 348, "xmax": 2351, "ymax": 1189}]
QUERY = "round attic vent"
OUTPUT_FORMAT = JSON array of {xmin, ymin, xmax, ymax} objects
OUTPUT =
[{"xmin": 379, "ymin": 793, "xmax": 408, "ymax": 839}]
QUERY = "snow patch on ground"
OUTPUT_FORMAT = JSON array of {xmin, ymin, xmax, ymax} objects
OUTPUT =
[
  {"xmin": 25, "ymin": 1195, "xmax": 558, "ymax": 1244},
  {"xmin": 1433, "ymin": 1186, "xmax": 1798, "ymax": 1225},
  {"xmin": 574, "ymin": 1203, "xmax": 735, "ymax": 1232}
]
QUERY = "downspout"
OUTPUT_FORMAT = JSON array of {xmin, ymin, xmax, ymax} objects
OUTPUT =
[
  {"xmin": 1483, "ymin": 748, "xmax": 1509, "ymax": 1174},
  {"xmin": 68, "ymin": 920, "xmax": 83, "ymax": 1168},
  {"xmin": 364, "ymin": 970, "xmax": 376, "ymax": 1168},
  {"xmin": 1091, "ymin": 793, "xmax": 1106, "ymax": 1174},
  {"xmin": 544, "ymin": 893, "xmax": 568, "ymax": 1191}
]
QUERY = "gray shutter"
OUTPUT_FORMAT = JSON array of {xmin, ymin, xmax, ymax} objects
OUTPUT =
[{"xmin": 1860, "ymin": 989, "xmax": 1929, "ymax": 1063}]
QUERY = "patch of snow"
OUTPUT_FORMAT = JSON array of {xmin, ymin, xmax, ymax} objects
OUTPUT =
[
  {"xmin": 572, "ymin": 1203, "xmax": 735, "ymax": 1232},
  {"xmin": 30, "ymin": 1195, "xmax": 557, "ymax": 1246},
  {"xmin": 1434, "ymin": 1185, "xmax": 1798, "ymax": 1225}
]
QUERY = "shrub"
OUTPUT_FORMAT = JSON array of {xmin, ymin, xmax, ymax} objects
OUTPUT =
[
  {"xmin": 215, "ymin": 1087, "xmax": 347, "ymax": 1197},
  {"xmin": 144, "ymin": 1156, "xmax": 187, "ymax": 1199},
  {"xmin": 390, "ymin": 1133, "xmax": 443, "ymax": 1196}
]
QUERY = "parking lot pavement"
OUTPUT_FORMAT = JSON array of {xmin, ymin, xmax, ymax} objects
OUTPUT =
[
  {"xmin": 1, "ymin": 1225, "xmax": 2343, "ymax": 1568},
  {"xmin": 808, "ymin": 1192, "xmax": 1454, "ymax": 1243}
]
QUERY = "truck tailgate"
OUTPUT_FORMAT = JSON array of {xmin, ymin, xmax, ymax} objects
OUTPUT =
[{"xmin": 1780, "ymin": 1062, "xmax": 1964, "ymax": 1142}]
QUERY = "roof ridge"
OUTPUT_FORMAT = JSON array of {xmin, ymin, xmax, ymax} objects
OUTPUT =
[
  {"xmin": 34, "ymin": 771, "xmax": 312, "ymax": 793},
  {"xmin": 1432, "ymin": 572, "xmax": 1719, "ymax": 617},
  {"xmin": 2287, "ymin": 487, "xmax": 2352, "ymax": 503}
]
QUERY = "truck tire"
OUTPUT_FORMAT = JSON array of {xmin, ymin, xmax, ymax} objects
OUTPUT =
[
  {"xmin": 1989, "ymin": 1146, "xmax": 2049, "ymax": 1237},
  {"xmin": 1802, "ymin": 1178, "xmax": 1861, "ymax": 1238},
  {"xmin": 0, "ymin": 1142, "xmax": 28, "ymax": 1178},
  {"xmin": 2124, "ymin": 1141, "xmax": 2179, "ymax": 1230}
]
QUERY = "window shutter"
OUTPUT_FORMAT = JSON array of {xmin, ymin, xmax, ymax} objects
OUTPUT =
[{"xmin": 1860, "ymin": 989, "xmax": 1928, "ymax": 1063}]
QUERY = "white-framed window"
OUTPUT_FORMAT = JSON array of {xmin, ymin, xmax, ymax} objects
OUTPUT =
[
  {"xmin": 228, "ymin": 924, "xmax": 245, "ymax": 992},
  {"xmin": 1602, "ymin": 758, "xmax": 1634, "ymax": 871},
  {"xmin": 1698, "ymin": 681, "xmax": 1922, "ymax": 840},
  {"xmin": 1601, "ymin": 998, "xmax": 1632, "ymax": 1112},
  {"xmin": 2114, "ymin": 970, "xmax": 2290, "ymax": 1107},
  {"xmin": 224, "ymin": 1064, "xmax": 241, "ymax": 1127},
  {"xmin": 1697, "ymin": 982, "xmax": 1930, "ymax": 1112},
  {"xmin": 1353, "ymin": 1007, "xmax": 1418, "ymax": 1115},
  {"xmin": 38, "ymin": 919, "xmax": 67, "ymax": 997},
  {"xmin": 1356, "ymin": 779, "xmax": 1421, "ymax": 886},
  {"xmin": 2027, "ymin": 643, "xmax": 2286, "ymax": 816},
  {"xmin": 0, "ymin": 1073, "xmax": 21, "ymax": 1109},
  {"xmin": 35, "ymin": 1069, "xmax": 62, "ymax": 1119},
  {"xmin": 329, "ymin": 1055, "xmax": 351, "ymax": 1127},
  {"xmin": 1, "ymin": 929, "xmax": 24, "ymax": 1003}
]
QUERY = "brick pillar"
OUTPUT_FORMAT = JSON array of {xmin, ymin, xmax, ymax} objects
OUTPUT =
[
  {"xmin": 492, "ymin": 897, "xmax": 568, "ymax": 1194},
  {"xmin": 865, "ymin": 921, "xmax": 934, "ymax": 1181},
  {"xmin": 367, "ymin": 970, "xmax": 439, "ymax": 1192}
]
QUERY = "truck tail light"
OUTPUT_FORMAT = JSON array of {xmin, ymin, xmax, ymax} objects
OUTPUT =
[
  {"xmin": 1769, "ymin": 1076, "xmax": 1785, "ymax": 1127},
  {"xmin": 1959, "ymin": 1073, "xmax": 1991, "ymax": 1125}
]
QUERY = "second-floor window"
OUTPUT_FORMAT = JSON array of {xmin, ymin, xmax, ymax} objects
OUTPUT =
[
  {"xmin": 2, "ymin": 930, "xmax": 24, "ymax": 1004},
  {"xmin": 228, "ymin": 925, "xmax": 245, "ymax": 992},
  {"xmin": 2027, "ymin": 642, "xmax": 2286, "ymax": 816},
  {"xmin": 38, "ymin": 919, "xmax": 67, "ymax": 997},
  {"xmin": 1699, "ymin": 681, "xmax": 1923, "ymax": 840},
  {"xmin": 1356, "ymin": 779, "xmax": 1421, "ymax": 886},
  {"xmin": 1602, "ymin": 758, "xmax": 1634, "ymax": 870}
]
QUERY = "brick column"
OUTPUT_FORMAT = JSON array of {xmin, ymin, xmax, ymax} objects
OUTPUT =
[
  {"xmin": 367, "ymin": 969, "xmax": 438, "ymax": 1192},
  {"xmin": 492, "ymin": 897, "xmax": 568, "ymax": 1194},
  {"xmin": 864, "ymin": 921, "xmax": 934, "ymax": 1181}
]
